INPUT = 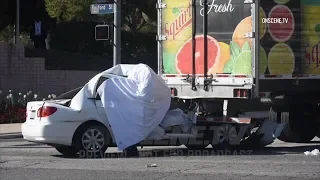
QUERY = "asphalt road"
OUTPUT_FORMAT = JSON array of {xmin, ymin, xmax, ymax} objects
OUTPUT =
[{"xmin": 0, "ymin": 136, "xmax": 320, "ymax": 180}]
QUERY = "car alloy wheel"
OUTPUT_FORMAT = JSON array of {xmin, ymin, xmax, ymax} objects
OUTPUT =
[
  {"xmin": 74, "ymin": 124, "xmax": 110, "ymax": 158},
  {"xmin": 81, "ymin": 128, "xmax": 105, "ymax": 153}
]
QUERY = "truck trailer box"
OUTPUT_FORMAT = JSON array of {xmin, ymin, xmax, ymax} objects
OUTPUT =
[{"xmin": 157, "ymin": 0, "xmax": 320, "ymax": 97}]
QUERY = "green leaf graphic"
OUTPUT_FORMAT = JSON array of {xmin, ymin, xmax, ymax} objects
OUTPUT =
[
  {"xmin": 230, "ymin": 41, "xmax": 241, "ymax": 58},
  {"xmin": 242, "ymin": 41, "xmax": 251, "ymax": 51},
  {"xmin": 223, "ymin": 41, "xmax": 252, "ymax": 74},
  {"xmin": 172, "ymin": 8, "xmax": 180, "ymax": 16},
  {"xmin": 223, "ymin": 59, "xmax": 234, "ymax": 73},
  {"xmin": 233, "ymin": 50, "xmax": 252, "ymax": 75}
]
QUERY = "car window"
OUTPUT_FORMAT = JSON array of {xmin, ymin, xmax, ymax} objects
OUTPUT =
[{"xmin": 95, "ymin": 76, "xmax": 109, "ymax": 100}]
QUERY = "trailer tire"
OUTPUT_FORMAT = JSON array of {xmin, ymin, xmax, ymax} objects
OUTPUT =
[
  {"xmin": 185, "ymin": 144, "xmax": 209, "ymax": 150},
  {"xmin": 278, "ymin": 105, "xmax": 317, "ymax": 143}
]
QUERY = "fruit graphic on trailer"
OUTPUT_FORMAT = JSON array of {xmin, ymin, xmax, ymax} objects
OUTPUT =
[
  {"xmin": 268, "ymin": 5, "xmax": 295, "ymax": 43},
  {"xmin": 223, "ymin": 41, "xmax": 252, "ymax": 75},
  {"xmin": 232, "ymin": 16, "xmax": 252, "ymax": 48},
  {"xmin": 260, "ymin": 7, "xmax": 267, "ymax": 39},
  {"xmin": 175, "ymin": 35, "xmax": 221, "ymax": 74},
  {"xmin": 163, "ymin": 52, "xmax": 177, "ymax": 74},
  {"xmin": 315, "ymin": 24, "xmax": 320, "ymax": 39},
  {"xmin": 210, "ymin": 42, "xmax": 230, "ymax": 74},
  {"xmin": 233, "ymin": 50, "xmax": 252, "ymax": 75},
  {"xmin": 268, "ymin": 43, "xmax": 295, "ymax": 75},
  {"xmin": 259, "ymin": 46, "xmax": 268, "ymax": 74},
  {"xmin": 273, "ymin": 0, "xmax": 290, "ymax": 4}
]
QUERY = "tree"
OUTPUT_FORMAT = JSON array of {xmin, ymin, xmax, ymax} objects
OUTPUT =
[
  {"xmin": 44, "ymin": 0, "xmax": 157, "ymax": 32},
  {"xmin": 45, "ymin": 0, "xmax": 94, "ymax": 22},
  {"xmin": 122, "ymin": 0, "xmax": 156, "ymax": 33}
]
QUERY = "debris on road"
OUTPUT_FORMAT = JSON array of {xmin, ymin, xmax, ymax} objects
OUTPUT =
[
  {"xmin": 147, "ymin": 164, "xmax": 157, "ymax": 168},
  {"xmin": 304, "ymin": 149, "xmax": 319, "ymax": 156}
]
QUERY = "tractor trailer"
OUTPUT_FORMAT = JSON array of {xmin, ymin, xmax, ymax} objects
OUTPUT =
[{"xmin": 156, "ymin": 0, "xmax": 320, "ymax": 143}]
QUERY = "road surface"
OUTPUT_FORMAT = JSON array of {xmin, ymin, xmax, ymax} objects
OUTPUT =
[{"xmin": 0, "ymin": 136, "xmax": 319, "ymax": 180}]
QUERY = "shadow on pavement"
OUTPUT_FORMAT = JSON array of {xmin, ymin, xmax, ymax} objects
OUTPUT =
[{"xmin": 52, "ymin": 144, "xmax": 320, "ymax": 159}]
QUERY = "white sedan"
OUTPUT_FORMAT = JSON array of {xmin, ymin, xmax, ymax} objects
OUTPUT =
[
  {"xmin": 21, "ymin": 73, "xmax": 119, "ymax": 157},
  {"xmin": 21, "ymin": 65, "xmax": 199, "ymax": 157}
]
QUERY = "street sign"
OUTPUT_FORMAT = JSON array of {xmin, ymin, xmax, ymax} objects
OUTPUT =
[
  {"xmin": 95, "ymin": 24, "xmax": 110, "ymax": 40},
  {"xmin": 90, "ymin": 4, "xmax": 114, "ymax": 14}
]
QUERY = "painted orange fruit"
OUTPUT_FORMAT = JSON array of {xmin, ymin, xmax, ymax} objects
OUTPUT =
[
  {"xmin": 176, "ymin": 35, "xmax": 221, "ymax": 74},
  {"xmin": 232, "ymin": 16, "xmax": 252, "ymax": 48}
]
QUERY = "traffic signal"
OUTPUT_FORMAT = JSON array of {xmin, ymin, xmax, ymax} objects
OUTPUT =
[{"xmin": 95, "ymin": 24, "xmax": 110, "ymax": 41}]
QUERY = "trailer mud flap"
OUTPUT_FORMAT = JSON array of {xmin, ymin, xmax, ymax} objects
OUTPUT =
[{"xmin": 241, "ymin": 121, "xmax": 285, "ymax": 149}]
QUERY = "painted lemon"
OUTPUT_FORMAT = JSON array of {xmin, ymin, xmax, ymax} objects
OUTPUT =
[
  {"xmin": 162, "ymin": 0, "xmax": 192, "ymax": 54},
  {"xmin": 259, "ymin": 46, "xmax": 268, "ymax": 74},
  {"xmin": 259, "ymin": 6, "xmax": 266, "ymax": 39},
  {"xmin": 268, "ymin": 43, "xmax": 295, "ymax": 75}
]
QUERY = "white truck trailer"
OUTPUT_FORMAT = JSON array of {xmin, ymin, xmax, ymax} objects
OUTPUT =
[{"xmin": 156, "ymin": 0, "xmax": 320, "ymax": 145}]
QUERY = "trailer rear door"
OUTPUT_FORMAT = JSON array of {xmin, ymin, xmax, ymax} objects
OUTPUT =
[{"xmin": 158, "ymin": 0, "xmax": 254, "ymax": 77}]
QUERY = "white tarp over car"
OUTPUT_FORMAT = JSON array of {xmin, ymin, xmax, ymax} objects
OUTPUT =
[{"xmin": 97, "ymin": 64, "xmax": 172, "ymax": 150}]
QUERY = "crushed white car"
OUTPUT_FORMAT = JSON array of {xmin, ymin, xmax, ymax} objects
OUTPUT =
[
  {"xmin": 21, "ymin": 64, "xmax": 285, "ymax": 157},
  {"xmin": 21, "ymin": 64, "xmax": 195, "ymax": 157}
]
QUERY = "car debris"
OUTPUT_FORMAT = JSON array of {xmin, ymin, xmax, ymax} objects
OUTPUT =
[
  {"xmin": 304, "ymin": 149, "xmax": 320, "ymax": 156},
  {"xmin": 147, "ymin": 164, "xmax": 157, "ymax": 168}
]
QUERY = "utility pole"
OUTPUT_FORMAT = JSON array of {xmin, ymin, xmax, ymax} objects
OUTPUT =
[
  {"xmin": 15, "ymin": 0, "xmax": 20, "ymax": 44},
  {"xmin": 113, "ymin": 0, "xmax": 121, "ymax": 66}
]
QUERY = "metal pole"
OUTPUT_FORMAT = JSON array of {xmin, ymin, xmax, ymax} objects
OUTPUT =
[
  {"xmin": 191, "ymin": 0, "xmax": 197, "ymax": 91},
  {"xmin": 253, "ymin": 0, "xmax": 259, "ymax": 97},
  {"xmin": 113, "ymin": 0, "xmax": 121, "ymax": 66},
  {"xmin": 203, "ymin": 0, "xmax": 208, "ymax": 91},
  {"xmin": 15, "ymin": 0, "xmax": 20, "ymax": 44}
]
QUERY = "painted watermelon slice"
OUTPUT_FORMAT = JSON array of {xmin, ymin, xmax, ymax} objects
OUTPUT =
[
  {"xmin": 175, "ymin": 35, "xmax": 221, "ymax": 74},
  {"xmin": 268, "ymin": 5, "xmax": 295, "ymax": 42}
]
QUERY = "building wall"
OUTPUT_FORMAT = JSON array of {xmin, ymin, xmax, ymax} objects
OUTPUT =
[{"xmin": 0, "ymin": 43, "xmax": 100, "ymax": 96}]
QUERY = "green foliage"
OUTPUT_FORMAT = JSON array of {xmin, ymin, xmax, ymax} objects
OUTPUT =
[
  {"xmin": 45, "ymin": 0, "xmax": 94, "ymax": 22},
  {"xmin": 0, "ymin": 25, "xmax": 33, "ymax": 46}
]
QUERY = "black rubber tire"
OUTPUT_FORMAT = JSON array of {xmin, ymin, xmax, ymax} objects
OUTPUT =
[
  {"xmin": 55, "ymin": 146, "xmax": 78, "ymax": 157},
  {"xmin": 185, "ymin": 144, "xmax": 209, "ymax": 150},
  {"xmin": 73, "ymin": 124, "xmax": 111, "ymax": 158},
  {"xmin": 278, "ymin": 105, "xmax": 317, "ymax": 143}
]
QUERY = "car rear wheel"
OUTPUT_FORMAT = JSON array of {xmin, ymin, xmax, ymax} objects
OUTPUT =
[{"xmin": 73, "ymin": 124, "xmax": 111, "ymax": 158}]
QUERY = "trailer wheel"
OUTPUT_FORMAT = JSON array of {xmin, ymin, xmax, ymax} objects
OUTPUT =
[{"xmin": 278, "ymin": 105, "xmax": 317, "ymax": 143}]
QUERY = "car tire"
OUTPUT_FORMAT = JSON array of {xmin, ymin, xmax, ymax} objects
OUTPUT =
[
  {"xmin": 73, "ymin": 124, "xmax": 111, "ymax": 158},
  {"xmin": 55, "ymin": 146, "xmax": 78, "ymax": 157}
]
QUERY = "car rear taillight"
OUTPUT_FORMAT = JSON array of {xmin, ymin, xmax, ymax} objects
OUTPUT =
[{"xmin": 37, "ymin": 106, "xmax": 57, "ymax": 117}]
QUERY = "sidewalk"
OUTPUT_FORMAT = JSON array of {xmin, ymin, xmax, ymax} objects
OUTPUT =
[{"xmin": 0, "ymin": 123, "xmax": 23, "ymax": 139}]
